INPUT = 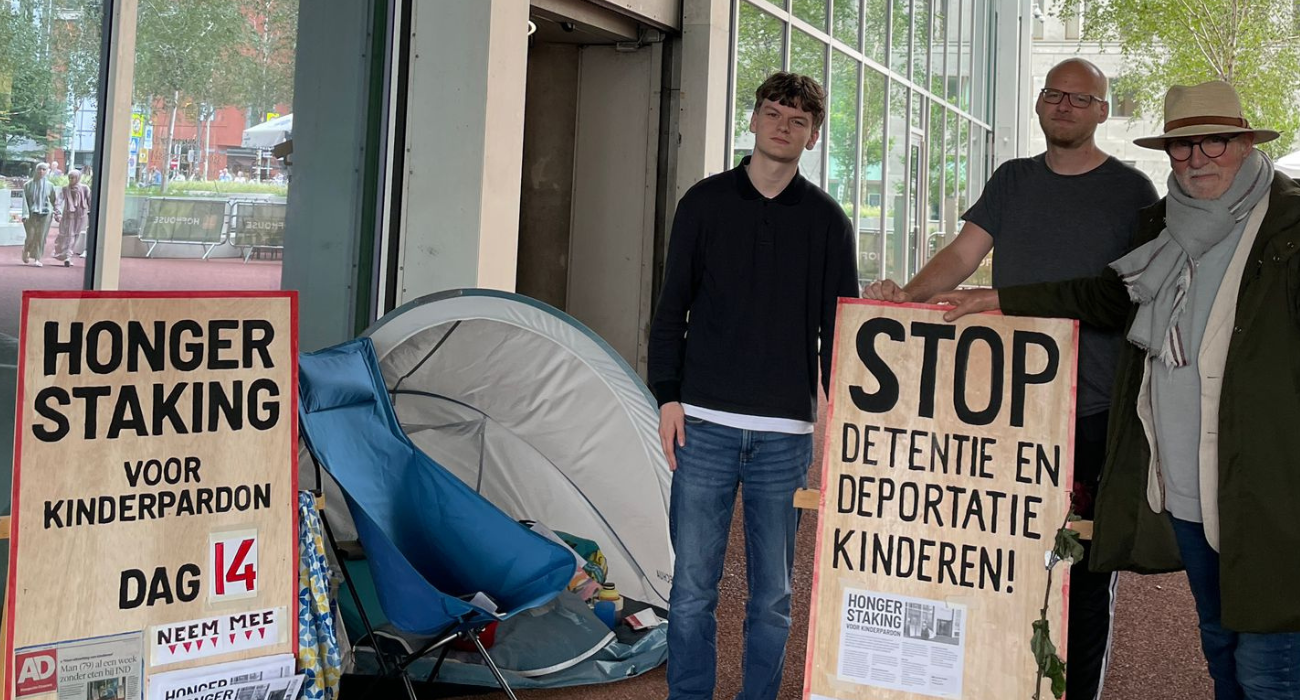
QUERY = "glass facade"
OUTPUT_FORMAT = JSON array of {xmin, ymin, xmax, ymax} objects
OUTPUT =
[
  {"xmin": 116, "ymin": 0, "xmax": 298, "ymax": 292},
  {"xmin": 0, "ymin": 0, "xmax": 303, "ymax": 511},
  {"xmin": 732, "ymin": 0, "xmax": 996, "ymax": 287}
]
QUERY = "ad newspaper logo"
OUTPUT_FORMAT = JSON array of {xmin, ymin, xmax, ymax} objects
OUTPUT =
[{"xmin": 14, "ymin": 648, "xmax": 57, "ymax": 697}]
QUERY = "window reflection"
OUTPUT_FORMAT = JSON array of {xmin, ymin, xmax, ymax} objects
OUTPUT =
[
  {"xmin": 116, "ymin": 0, "xmax": 298, "ymax": 292},
  {"xmin": 732, "ymin": 2, "xmax": 785, "ymax": 166},
  {"xmin": 0, "ymin": 0, "xmax": 107, "ymax": 513}
]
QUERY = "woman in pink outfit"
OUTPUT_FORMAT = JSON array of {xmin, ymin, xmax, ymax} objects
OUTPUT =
[{"xmin": 55, "ymin": 170, "xmax": 91, "ymax": 266}]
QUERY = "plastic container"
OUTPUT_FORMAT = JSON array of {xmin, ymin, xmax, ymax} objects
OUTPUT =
[
  {"xmin": 597, "ymin": 582, "xmax": 623, "ymax": 613},
  {"xmin": 594, "ymin": 600, "xmax": 617, "ymax": 629}
]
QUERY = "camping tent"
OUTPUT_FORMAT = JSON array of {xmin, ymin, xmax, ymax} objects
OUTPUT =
[
  {"xmin": 241, "ymin": 113, "xmax": 293, "ymax": 149},
  {"xmin": 1277, "ymin": 149, "xmax": 1300, "ymax": 178},
  {"xmin": 316, "ymin": 288, "xmax": 674, "ymax": 687}
]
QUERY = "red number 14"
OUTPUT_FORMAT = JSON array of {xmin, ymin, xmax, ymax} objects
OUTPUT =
[{"xmin": 215, "ymin": 538, "xmax": 257, "ymax": 595}]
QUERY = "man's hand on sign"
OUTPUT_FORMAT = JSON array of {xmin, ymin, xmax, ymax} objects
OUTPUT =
[
  {"xmin": 659, "ymin": 401, "xmax": 686, "ymax": 471},
  {"xmin": 929, "ymin": 288, "xmax": 1000, "ymax": 322},
  {"xmin": 861, "ymin": 279, "xmax": 912, "ymax": 302}
]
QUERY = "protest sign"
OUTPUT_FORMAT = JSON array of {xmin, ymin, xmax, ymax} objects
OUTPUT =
[
  {"xmin": 804, "ymin": 300, "xmax": 1077, "ymax": 700},
  {"xmin": 5, "ymin": 292, "xmax": 299, "ymax": 699}
]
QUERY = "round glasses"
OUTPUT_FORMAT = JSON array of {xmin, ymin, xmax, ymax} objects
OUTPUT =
[
  {"xmin": 1165, "ymin": 134, "xmax": 1237, "ymax": 162},
  {"xmin": 1039, "ymin": 88, "xmax": 1104, "ymax": 109}
]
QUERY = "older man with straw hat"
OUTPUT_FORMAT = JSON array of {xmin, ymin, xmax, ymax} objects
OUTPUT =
[{"xmin": 930, "ymin": 80, "xmax": 1300, "ymax": 698}]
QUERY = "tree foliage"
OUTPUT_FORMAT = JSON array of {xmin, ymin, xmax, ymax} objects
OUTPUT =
[
  {"xmin": 0, "ymin": 0, "xmax": 298, "ymax": 172},
  {"xmin": 135, "ymin": 0, "xmax": 248, "ymax": 113},
  {"xmin": 226, "ymin": 0, "xmax": 297, "ymax": 123},
  {"xmin": 0, "ymin": 2, "xmax": 67, "ymax": 164},
  {"xmin": 1058, "ymin": 0, "xmax": 1300, "ymax": 155},
  {"xmin": 59, "ymin": 0, "xmax": 103, "ymax": 115}
]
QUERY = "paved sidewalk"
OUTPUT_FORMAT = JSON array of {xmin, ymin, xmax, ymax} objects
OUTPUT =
[{"xmin": 0, "ymin": 226, "xmax": 281, "ymax": 339}]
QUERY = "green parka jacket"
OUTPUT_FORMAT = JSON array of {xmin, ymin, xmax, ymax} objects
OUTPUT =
[{"xmin": 998, "ymin": 171, "xmax": 1300, "ymax": 634}]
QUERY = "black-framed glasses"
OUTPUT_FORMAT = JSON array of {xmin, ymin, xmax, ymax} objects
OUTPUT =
[
  {"xmin": 1039, "ymin": 88, "xmax": 1105, "ymax": 109},
  {"xmin": 1165, "ymin": 134, "xmax": 1238, "ymax": 162}
]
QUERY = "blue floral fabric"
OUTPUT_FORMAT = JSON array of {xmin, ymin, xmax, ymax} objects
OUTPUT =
[{"xmin": 298, "ymin": 491, "xmax": 342, "ymax": 699}]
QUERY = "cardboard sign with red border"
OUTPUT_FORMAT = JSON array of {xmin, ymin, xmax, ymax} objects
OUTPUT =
[
  {"xmin": 803, "ymin": 300, "xmax": 1076, "ymax": 700},
  {"xmin": 4, "ymin": 291, "xmax": 299, "ymax": 699}
]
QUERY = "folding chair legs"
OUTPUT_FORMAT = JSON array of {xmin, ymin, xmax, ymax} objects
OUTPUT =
[
  {"xmin": 353, "ymin": 630, "xmax": 449, "ymax": 700},
  {"xmin": 400, "ymin": 673, "xmax": 419, "ymax": 700},
  {"xmin": 424, "ymin": 644, "xmax": 453, "ymax": 682},
  {"xmin": 471, "ymin": 631, "xmax": 519, "ymax": 700},
  {"xmin": 318, "ymin": 511, "xmax": 391, "ymax": 676},
  {"xmin": 354, "ymin": 627, "xmax": 516, "ymax": 700}
]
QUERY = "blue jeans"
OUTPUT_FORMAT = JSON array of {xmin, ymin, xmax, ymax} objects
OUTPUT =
[
  {"xmin": 1171, "ymin": 518, "xmax": 1300, "ymax": 700},
  {"xmin": 667, "ymin": 417, "xmax": 812, "ymax": 700}
]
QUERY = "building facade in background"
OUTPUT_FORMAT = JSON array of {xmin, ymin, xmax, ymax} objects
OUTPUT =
[{"xmin": 1030, "ymin": 0, "xmax": 1170, "ymax": 192}]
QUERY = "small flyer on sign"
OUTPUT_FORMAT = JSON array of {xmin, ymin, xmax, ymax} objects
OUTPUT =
[
  {"xmin": 14, "ymin": 631, "xmax": 143, "ymax": 700},
  {"xmin": 837, "ymin": 588, "xmax": 966, "ymax": 699},
  {"xmin": 149, "ymin": 607, "xmax": 285, "ymax": 667},
  {"xmin": 203, "ymin": 675, "xmax": 303, "ymax": 700},
  {"xmin": 148, "ymin": 654, "xmax": 295, "ymax": 700}
]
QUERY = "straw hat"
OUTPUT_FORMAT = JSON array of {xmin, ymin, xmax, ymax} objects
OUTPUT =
[{"xmin": 1133, "ymin": 80, "xmax": 1278, "ymax": 150}]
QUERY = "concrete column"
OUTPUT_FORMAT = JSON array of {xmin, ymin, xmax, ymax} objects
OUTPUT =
[
  {"xmin": 675, "ymin": 0, "xmax": 732, "ymax": 201},
  {"xmin": 282, "ymin": 0, "xmax": 374, "ymax": 352},
  {"xmin": 397, "ymin": 0, "xmax": 530, "ymax": 303},
  {"xmin": 91, "ymin": 0, "xmax": 139, "ymax": 292},
  {"xmin": 992, "ymin": 0, "xmax": 1033, "ymax": 166}
]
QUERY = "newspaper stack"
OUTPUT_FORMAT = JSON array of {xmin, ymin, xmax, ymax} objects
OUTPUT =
[{"xmin": 148, "ymin": 653, "xmax": 304, "ymax": 700}]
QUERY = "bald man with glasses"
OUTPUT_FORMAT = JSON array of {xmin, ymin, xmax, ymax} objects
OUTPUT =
[{"xmin": 864, "ymin": 58, "xmax": 1159, "ymax": 699}]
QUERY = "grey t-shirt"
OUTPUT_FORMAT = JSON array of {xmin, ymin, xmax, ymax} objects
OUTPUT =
[{"xmin": 963, "ymin": 155, "xmax": 1160, "ymax": 416}]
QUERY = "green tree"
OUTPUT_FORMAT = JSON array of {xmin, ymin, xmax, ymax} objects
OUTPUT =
[
  {"xmin": 1059, "ymin": 0, "xmax": 1300, "ymax": 155},
  {"xmin": 224, "ymin": 0, "xmax": 297, "ymax": 123},
  {"xmin": 0, "ymin": 2, "xmax": 67, "ymax": 167},
  {"xmin": 55, "ymin": 0, "xmax": 105, "ymax": 168},
  {"xmin": 134, "ymin": 0, "xmax": 246, "ymax": 189},
  {"xmin": 732, "ymin": 2, "xmax": 783, "ymax": 149}
]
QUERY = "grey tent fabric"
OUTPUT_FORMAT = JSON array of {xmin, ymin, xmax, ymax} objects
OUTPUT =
[
  {"xmin": 365, "ymin": 289, "xmax": 674, "ymax": 608},
  {"xmin": 314, "ymin": 289, "xmax": 674, "ymax": 687}
]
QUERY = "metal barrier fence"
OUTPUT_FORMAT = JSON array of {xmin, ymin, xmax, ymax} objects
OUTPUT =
[
  {"xmin": 138, "ymin": 197, "xmax": 231, "ymax": 259},
  {"xmin": 132, "ymin": 196, "xmax": 287, "ymax": 263},
  {"xmin": 229, "ymin": 200, "xmax": 287, "ymax": 262}
]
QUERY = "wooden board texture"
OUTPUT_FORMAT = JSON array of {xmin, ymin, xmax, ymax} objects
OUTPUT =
[
  {"xmin": 5, "ymin": 292, "xmax": 298, "ymax": 699},
  {"xmin": 804, "ymin": 300, "xmax": 1077, "ymax": 700}
]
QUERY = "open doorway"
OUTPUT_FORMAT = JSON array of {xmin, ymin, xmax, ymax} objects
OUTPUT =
[{"xmin": 517, "ymin": 4, "xmax": 667, "ymax": 375}]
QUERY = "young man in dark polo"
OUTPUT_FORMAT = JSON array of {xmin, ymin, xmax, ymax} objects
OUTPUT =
[{"xmin": 649, "ymin": 72, "xmax": 860, "ymax": 700}]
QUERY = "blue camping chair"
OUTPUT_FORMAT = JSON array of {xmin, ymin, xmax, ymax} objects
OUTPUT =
[{"xmin": 298, "ymin": 338, "xmax": 576, "ymax": 700}]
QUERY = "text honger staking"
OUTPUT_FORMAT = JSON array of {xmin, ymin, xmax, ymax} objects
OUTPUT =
[{"xmin": 28, "ymin": 319, "xmax": 284, "ymax": 441}]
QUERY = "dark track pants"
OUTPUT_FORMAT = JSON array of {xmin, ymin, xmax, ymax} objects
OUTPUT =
[{"xmin": 1067, "ymin": 411, "xmax": 1119, "ymax": 700}]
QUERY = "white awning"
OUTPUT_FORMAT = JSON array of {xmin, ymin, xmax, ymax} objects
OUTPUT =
[{"xmin": 241, "ymin": 113, "xmax": 293, "ymax": 149}]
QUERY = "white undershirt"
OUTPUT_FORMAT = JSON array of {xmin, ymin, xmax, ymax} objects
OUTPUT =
[{"xmin": 682, "ymin": 403, "xmax": 815, "ymax": 435}]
